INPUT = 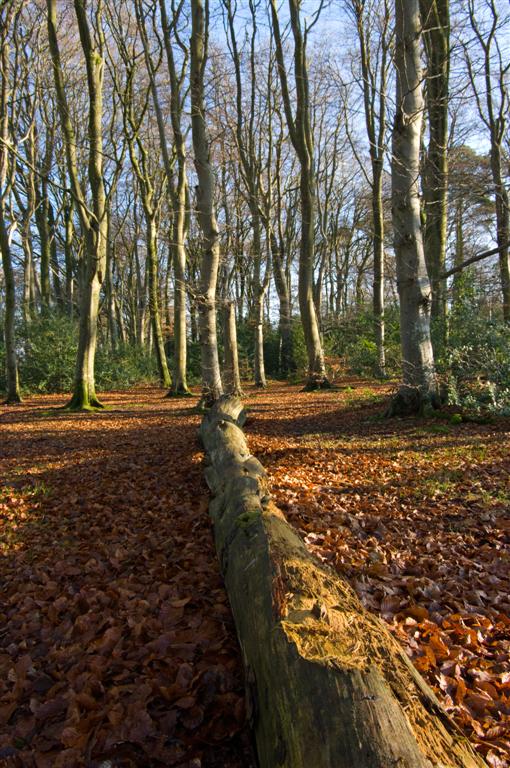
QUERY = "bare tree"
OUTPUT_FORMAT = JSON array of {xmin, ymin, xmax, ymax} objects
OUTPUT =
[
  {"xmin": 465, "ymin": 0, "xmax": 510, "ymax": 323},
  {"xmin": 270, "ymin": 0, "xmax": 329, "ymax": 389},
  {"xmin": 0, "ymin": 0, "xmax": 22, "ymax": 403},
  {"xmin": 348, "ymin": 0, "xmax": 392, "ymax": 378},
  {"xmin": 136, "ymin": 0, "xmax": 192, "ymax": 396},
  {"xmin": 47, "ymin": 0, "xmax": 108, "ymax": 409},
  {"xmin": 107, "ymin": 4, "xmax": 171, "ymax": 388},
  {"xmin": 420, "ymin": 0, "xmax": 450, "ymax": 348},
  {"xmin": 223, "ymin": 0, "xmax": 270, "ymax": 388}
]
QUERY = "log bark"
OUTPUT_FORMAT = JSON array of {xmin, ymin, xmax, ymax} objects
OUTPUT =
[{"xmin": 200, "ymin": 397, "xmax": 486, "ymax": 768}]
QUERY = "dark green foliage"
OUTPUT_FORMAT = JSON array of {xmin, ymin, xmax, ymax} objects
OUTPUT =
[
  {"xmin": 95, "ymin": 344, "xmax": 159, "ymax": 390},
  {"xmin": 19, "ymin": 314, "xmax": 77, "ymax": 393},
  {"xmin": 443, "ymin": 277, "xmax": 510, "ymax": 415},
  {"xmin": 0, "ymin": 314, "xmax": 160, "ymax": 396},
  {"xmin": 323, "ymin": 307, "xmax": 401, "ymax": 377}
]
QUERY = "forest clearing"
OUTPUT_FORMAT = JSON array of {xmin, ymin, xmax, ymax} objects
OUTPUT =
[{"xmin": 1, "ymin": 383, "xmax": 509, "ymax": 766}]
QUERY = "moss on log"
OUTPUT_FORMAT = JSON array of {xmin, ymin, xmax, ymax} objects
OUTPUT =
[{"xmin": 200, "ymin": 396, "xmax": 486, "ymax": 768}]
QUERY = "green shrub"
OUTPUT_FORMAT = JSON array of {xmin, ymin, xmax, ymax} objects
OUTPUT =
[
  {"xmin": 323, "ymin": 306, "xmax": 401, "ymax": 377},
  {"xmin": 3, "ymin": 313, "xmax": 161, "ymax": 395},
  {"xmin": 443, "ymin": 281, "xmax": 510, "ymax": 415},
  {"xmin": 95, "ymin": 343, "xmax": 159, "ymax": 389},
  {"xmin": 20, "ymin": 314, "xmax": 77, "ymax": 392}
]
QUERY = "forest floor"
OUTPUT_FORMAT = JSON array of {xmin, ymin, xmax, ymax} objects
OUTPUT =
[{"xmin": 1, "ymin": 382, "xmax": 509, "ymax": 767}]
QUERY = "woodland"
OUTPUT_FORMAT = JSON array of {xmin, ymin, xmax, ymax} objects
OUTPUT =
[{"xmin": 0, "ymin": 0, "xmax": 510, "ymax": 766}]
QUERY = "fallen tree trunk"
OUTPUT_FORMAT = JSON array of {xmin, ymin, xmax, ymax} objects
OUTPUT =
[{"xmin": 200, "ymin": 396, "xmax": 486, "ymax": 768}]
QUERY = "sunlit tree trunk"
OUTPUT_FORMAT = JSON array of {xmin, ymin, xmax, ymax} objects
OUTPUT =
[
  {"xmin": 147, "ymin": 214, "xmax": 171, "ymax": 387},
  {"xmin": 223, "ymin": 300, "xmax": 243, "ymax": 396},
  {"xmin": 390, "ymin": 0, "xmax": 438, "ymax": 414},
  {"xmin": 223, "ymin": 0, "xmax": 268, "ymax": 387},
  {"xmin": 465, "ymin": 0, "xmax": 510, "ymax": 323},
  {"xmin": 47, "ymin": 0, "xmax": 107, "ymax": 409},
  {"xmin": 136, "ymin": 0, "xmax": 191, "ymax": 395},
  {"xmin": 190, "ymin": 0, "xmax": 223, "ymax": 404},
  {"xmin": 420, "ymin": 0, "xmax": 450, "ymax": 350},
  {"xmin": 271, "ymin": 0, "xmax": 329, "ymax": 389},
  {"xmin": 111, "ymin": 32, "xmax": 172, "ymax": 389},
  {"xmin": 0, "ymin": 6, "xmax": 21, "ymax": 404},
  {"xmin": 348, "ymin": 0, "xmax": 390, "ymax": 377}
]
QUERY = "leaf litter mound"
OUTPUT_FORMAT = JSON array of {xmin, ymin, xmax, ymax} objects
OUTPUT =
[
  {"xmin": 246, "ymin": 382, "xmax": 510, "ymax": 768},
  {"xmin": 0, "ymin": 389, "xmax": 254, "ymax": 768}
]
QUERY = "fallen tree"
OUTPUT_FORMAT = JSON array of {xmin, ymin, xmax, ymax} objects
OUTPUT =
[{"xmin": 200, "ymin": 396, "xmax": 486, "ymax": 768}]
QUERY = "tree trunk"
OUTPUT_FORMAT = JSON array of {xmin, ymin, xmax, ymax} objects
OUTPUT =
[
  {"xmin": 0, "ymin": 217, "xmax": 21, "ymax": 404},
  {"xmin": 34, "ymin": 180, "xmax": 51, "ymax": 310},
  {"xmin": 270, "ymin": 231, "xmax": 295, "ymax": 376},
  {"xmin": 491, "ymin": 143, "xmax": 510, "ymax": 322},
  {"xmin": 420, "ymin": 0, "xmax": 450, "ymax": 350},
  {"xmin": 147, "ymin": 216, "xmax": 171, "ymax": 387},
  {"xmin": 68, "ymin": 261, "xmax": 104, "ymax": 410},
  {"xmin": 139, "ymin": 0, "xmax": 191, "ymax": 396},
  {"xmin": 270, "ymin": 0, "xmax": 328, "ymax": 390},
  {"xmin": 391, "ymin": 0, "xmax": 438, "ymax": 415},
  {"xmin": 170, "ymin": 204, "xmax": 191, "ymax": 395},
  {"xmin": 64, "ymin": 198, "xmax": 75, "ymax": 317},
  {"xmin": 190, "ymin": 0, "xmax": 223, "ymax": 405},
  {"xmin": 21, "ymin": 213, "xmax": 35, "ymax": 325},
  {"xmin": 48, "ymin": 201, "xmax": 63, "ymax": 308},
  {"xmin": 372, "ymin": 161, "xmax": 386, "ymax": 377},
  {"xmin": 200, "ymin": 397, "xmax": 485, "ymax": 768},
  {"xmin": 47, "ymin": 0, "xmax": 107, "ymax": 410},
  {"xmin": 0, "ymin": 18, "xmax": 21, "ymax": 404},
  {"xmin": 223, "ymin": 301, "xmax": 243, "ymax": 396},
  {"xmin": 252, "ymin": 213, "xmax": 267, "ymax": 388},
  {"xmin": 299, "ymin": 167, "xmax": 329, "ymax": 389}
]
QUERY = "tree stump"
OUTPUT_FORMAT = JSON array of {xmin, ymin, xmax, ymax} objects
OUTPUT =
[{"xmin": 200, "ymin": 396, "xmax": 486, "ymax": 768}]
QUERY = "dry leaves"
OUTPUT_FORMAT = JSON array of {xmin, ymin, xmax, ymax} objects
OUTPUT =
[
  {"xmin": 246, "ymin": 381, "xmax": 510, "ymax": 767},
  {"xmin": 0, "ymin": 389, "xmax": 254, "ymax": 768}
]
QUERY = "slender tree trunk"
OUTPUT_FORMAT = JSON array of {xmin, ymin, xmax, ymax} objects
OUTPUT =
[
  {"xmin": 64, "ymin": 198, "xmax": 74, "ymax": 317},
  {"xmin": 465, "ymin": 0, "xmax": 509, "ymax": 324},
  {"xmin": 171, "ymin": 199, "xmax": 190, "ymax": 395},
  {"xmin": 491, "ymin": 144, "xmax": 510, "ymax": 322},
  {"xmin": 222, "ymin": 0, "xmax": 267, "ymax": 388},
  {"xmin": 373, "ymin": 162, "xmax": 386, "ymax": 377},
  {"xmin": 0, "ymin": 217, "xmax": 21, "ymax": 403},
  {"xmin": 270, "ymin": 0, "xmax": 328, "ymax": 389},
  {"xmin": 270, "ymin": 231, "xmax": 295, "ymax": 376},
  {"xmin": 147, "ymin": 215, "xmax": 171, "ymax": 387},
  {"xmin": 137, "ymin": 0, "xmax": 191, "ymax": 396},
  {"xmin": 223, "ymin": 300, "xmax": 243, "ymax": 396},
  {"xmin": 300, "ymin": 162, "xmax": 328, "ymax": 388},
  {"xmin": 34, "ymin": 199, "xmax": 51, "ymax": 310},
  {"xmin": 351, "ymin": 0, "xmax": 389, "ymax": 377},
  {"xmin": 0, "ymin": 18, "xmax": 21, "ymax": 404},
  {"xmin": 420, "ymin": 0, "xmax": 450, "ymax": 350},
  {"xmin": 21, "ymin": 215, "xmax": 34, "ymax": 325},
  {"xmin": 452, "ymin": 201, "xmax": 464, "ymax": 311},
  {"xmin": 34, "ymin": 125, "xmax": 54, "ymax": 310},
  {"xmin": 48, "ymin": 201, "xmax": 63, "ymax": 308},
  {"xmin": 47, "ymin": 0, "xmax": 107, "ymax": 409},
  {"xmin": 105, "ymin": 227, "xmax": 117, "ymax": 351},
  {"xmin": 190, "ymin": 0, "xmax": 223, "ymax": 405},
  {"xmin": 252, "ymin": 212, "xmax": 267, "ymax": 387},
  {"xmin": 390, "ymin": 0, "xmax": 438, "ymax": 415}
]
